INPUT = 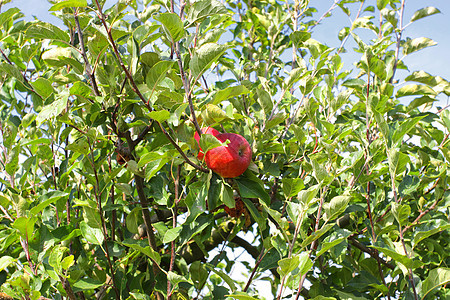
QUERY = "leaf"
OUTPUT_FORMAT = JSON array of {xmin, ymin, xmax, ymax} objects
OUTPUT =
[
  {"xmin": 73, "ymin": 278, "xmax": 104, "ymax": 290},
  {"xmin": 413, "ymin": 223, "xmax": 450, "ymax": 248},
  {"xmin": 190, "ymin": 43, "xmax": 230, "ymax": 80},
  {"xmin": 220, "ymin": 182, "xmax": 235, "ymax": 208},
  {"xmin": 146, "ymin": 60, "xmax": 175, "ymax": 93},
  {"xmin": 0, "ymin": 256, "xmax": 16, "ymax": 272},
  {"xmin": 163, "ymin": 227, "xmax": 183, "ymax": 243},
  {"xmin": 13, "ymin": 216, "xmax": 37, "ymax": 240},
  {"xmin": 236, "ymin": 176, "xmax": 270, "ymax": 205},
  {"xmin": 398, "ymin": 175, "xmax": 420, "ymax": 198},
  {"xmin": 410, "ymin": 7, "xmax": 441, "ymax": 22},
  {"xmin": 316, "ymin": 229, "xmax": 351, "ymax": 257},
  {"xmin": 155, "ymin": 13, "xmax": 184, "ymax": 42},
  {"xmin": 301, "ymin": 223, "xmax": 334, "ymax": 247},
  {"xmin": 200, "ymin": 103, "xmax": 231, "ymax": 125},
  {"xmin": 388, "ymin": 148, "xmax": 410, "ymax": 176},
  {"xmin": 30, "ymin": 191, "xmax": 69, "ymax": 216},
  {"xmin": 0, "ymin": 8, "xmax": 21, "ymax": 29},
  {"xmin": 206, "ymin": 264, "xmax": 237, "ymax": 292},
  {"xmin": 80, "ymin": 221, "xmax": 104, "ymax": 245},
  {"xmin": 282, "ymin": 178, "xmax": 304, "ymax": 198},
  {"xmin": 290, "ymin": 31, "xmax": 311, "ymax": 48},
  {"xmin": 403, "ymin": 37, "xmax": 437, "ymax": 56},
  {"xmin": 26, "ymin": 22, "xmax": 70, "ymax": 43},
  {"xmin": 212, "ymin": 85, "xmax": 249, "ymax": 105},
  {"xmin": 147, "ymin": 110, "xmax": 170, "ymax": 123},
  {"xmin": 227, "ymin": 292, "xmax": 260, "ymax": 300},
  {"xmin": 36, "ymin": 94, "xmax": 69, "ymax": 124},
  {"xmin": 277, "ymin": 255, "xmax": 299, "ymax": 277},
  {"xmin": 186, "ymin": 0, "xmax": 228, "ymax": 24},
  {"xmin": 199, "ymin": 133, "xmax": 223, "ymax": 154},
  {"xmin": 391, "ymin": 116, "xmax": 424, "ymax": 146},
  {"xmin": 256, "ymin": 88, "xmax": 273, "ymax": 116},
  {"xmin": 372, "ymin": 246, "xmax": 417, "ymax": 269},
  {"xmin": 49, "ymin": 0, "xmax": 87, "ymax": 11},
  {"xmin": 324, "ymin": 195, "xmax": 351, "ymax": 221},
  {"xmin": 420, "ymin": 268, "xmax": 450, "ymax": 298},
  {"xmin": 396, "ymin": 84, "xmax": 436, "ymax": 98},
  {"xmin": 122, "ymin": 239, "xmax": 161, "ymax": 264},
  {"xmin": 66, "ymin": 136, "xmax": 90, "ymax": 156},
  {"xmin": 0, "ymin": 63, "xmax": 23, "ymax": 83}
]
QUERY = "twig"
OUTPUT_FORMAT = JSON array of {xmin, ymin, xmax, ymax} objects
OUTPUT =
[{"xmin": 74, "ymin": 8, "xmax": 101, "ymax": 97}]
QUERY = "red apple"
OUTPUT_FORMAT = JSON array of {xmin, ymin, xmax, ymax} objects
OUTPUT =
[
  {"xmin": 194, "ymin": 127, "xmax": 220, "ymax": 160},
  {"xmin": 205, "ymin": 133, "xmax": 252, "ymax": 178}
]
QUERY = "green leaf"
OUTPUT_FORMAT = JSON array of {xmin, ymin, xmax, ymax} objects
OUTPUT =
[
  {"xmin": 316, "ymin": 229, "xmax": 351, "ymax": 257},
  {"xmin": 256, "ymin": 88, "xmax": 273, "ymax": 116},
  {"xmin": 49, "ymin": 0, "xmax": 87, "ymax": 11},
  {"xmin": 290, "ymin": 31, "xmax": 311, "ymax": 48},
  {"xmin": 301, "ymin": 223, "xmax": 334, "ymax": 247},
  {"xmin": 212, "ymin": 85, "xmax": 249, "ymax": 105},
  {"xmin": 236, "ymin": 176, "xmax": 270, "ymax": 205},
  {"xmin": 277, "ymin": 255, "xmax": 299, "ymax": 277},
  {"xmin": 36, "ymin": 94, "xmax": 69, "ymax": 124},
  {"xmin": 0, "ymin": 8, "xmax": 22, "ymax": 29},
  {"xmin": 13, "ymin": 216, "xmax": 37, "ymax": 239},
  {"xmin": 227, "ymin": 292, "xmax": 260, "ymax": 300},
  {"xmin": 190, "ymin": 43, "xmax": 230, "ymax": 80},
  {"xmin": 242, "ymin": 198, "xmax": 266, "ymax": 231},
  {"xmin": 30, "ymin": 77, "xmax": 54, "ymax": 99},
  {"xmin": 155, "ymin": 13, "xmax": 184, "ymax": 42},
  {"xmin": 396, "ymin": 84, "xmax": 436, "ymax": 98},
  {"xmin": 26, "ymin": 22, "xmax": 70, "ymax": 43},
  {"xmin": 410, "ymin": 7, "xmax": 441, "ymax": 22},
  {"xmin": 146, "ymin": 60, "xmax": 175, "ymax": 93},
  {"xmin": 372, "ymin": 246, "xmax": 417, "ymax": 269},
  {"xmin": 398, "ymin": 175, "xmax": 420, "ymax": 198},
  {"xmin": 282, "ymin": 178, "xmax": 305, "ymax": 198},
  {"xmin": 73, "ymin": 278, "xmax": 104, "ymax": 290},
  {"xmin": 324, "ymin": 195, "xmax": 351, "ymax": 221},
  {"xmin": 30, "ymin": 191, "xmax": 69, "ymax": 216},
  {"xmin": 388, "ymin": 148, "xmax": 409, "ymax": 176},
  {"xmin": 403, "ymin": 37, "xmax": 437, "ymax": 56},
  {"xmin": 206, "ymin": 264, "xmax": 237, "ymax": 292},
  {"xmin": 220, "ymin": 182, "xmax": 235, "ymax": 208},
  {"xmin": 66, "ymin": 136, "xmax": 90, "ymax": 156},
  {"xmin": 122, "ymin": 239, "xmax": 161, "ymax": 264},
  {"xmin": 199, "ymin": 133, "xmax": 223, "ymax": 155},
  {"xmin": 391, "ymin": 115, "xmax": 424, "ymax": 147},
  {"xmin": 147, "ymin": 110, "xmax": 170, "ymax": 123},
  {"xmin": 80, "ymin": 221, "xmax": 104, "ymax": 245},
  {"xmin": 200, "ymin": 103, "xmax": 231, "ymax": 125},
  {"xmin": 163, "ymin": 227, "xmax": 183, "ymax": 243},
  {"xmin": 0, "ymin": 63, "xmax": 23, "ymax": 83},
  {"xmin": 420, "ymin": 268, "xmax": 450, "ymax": 298},
  {"xmin": 186, "ymin": 0, "xmax": 228, "ymax": 24},
  {"xmin": 413, "ymin": 223, "xmax": 450, "ymax": 248},
  {"xmin": 0, "ymin": 256, "xmax": 16, "ymax": 272}
]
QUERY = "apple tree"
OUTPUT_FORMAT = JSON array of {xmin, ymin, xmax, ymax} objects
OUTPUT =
[{"xmin": 0, "ymin": 0, "xmax": 449, "ymax": 299}]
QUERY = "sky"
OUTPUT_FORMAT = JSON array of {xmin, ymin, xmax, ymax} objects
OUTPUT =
[{"xmin": 1, "ymin": 0, "xmax": 449, "ymax": 298}]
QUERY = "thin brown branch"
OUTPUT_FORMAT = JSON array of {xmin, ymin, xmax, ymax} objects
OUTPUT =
[{"xmin": 74, "ymin": 8, "xmax": 100, "ymax": 97}]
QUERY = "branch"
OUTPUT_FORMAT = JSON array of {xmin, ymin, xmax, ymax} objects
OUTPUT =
[
  {"xmin": 348, "ymin": 237, "xmax": 395, "ymax": 270},
  {"xmin": 74, "ymin": 8, "xmax": 100, "ymax": 97}
]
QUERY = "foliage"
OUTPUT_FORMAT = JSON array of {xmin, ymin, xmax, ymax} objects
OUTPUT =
[{"xmin": 0, "ymin": 0, "xmax": 449, "ymax": 299}]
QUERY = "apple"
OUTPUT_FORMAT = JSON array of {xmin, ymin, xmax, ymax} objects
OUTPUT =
[
  {"xmin": 194, "ymin": 127, "xmax": 220, "ymax": 160},
  {"xmin": 205, "ymin": 133, "xmax": 252, "ymax": 178}
]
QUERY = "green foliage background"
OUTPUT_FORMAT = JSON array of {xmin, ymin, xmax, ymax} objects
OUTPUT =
[{"xmin": 0, "ymin": 0, "xmax": 449, "ymax": 299}]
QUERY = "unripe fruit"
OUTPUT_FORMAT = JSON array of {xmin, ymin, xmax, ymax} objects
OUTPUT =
[
  {"xmin": 204, "ymin": 133, "xmax": 252, "ymax": 178},
  {"xmin": 194, "ymin": 127, "xmax": 220, "ymax": 160}
]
